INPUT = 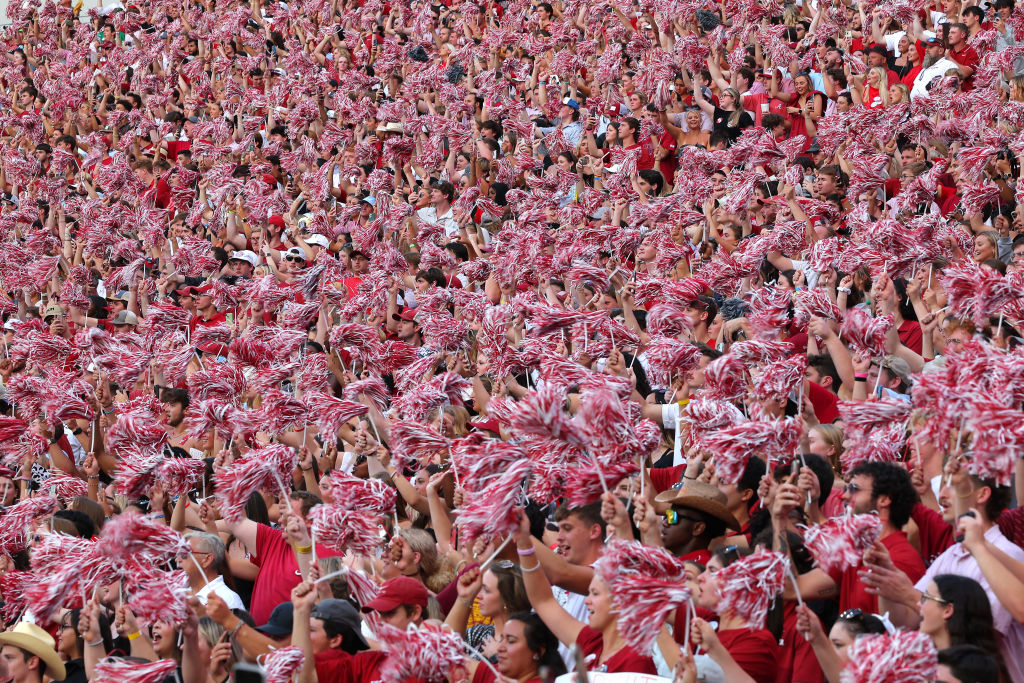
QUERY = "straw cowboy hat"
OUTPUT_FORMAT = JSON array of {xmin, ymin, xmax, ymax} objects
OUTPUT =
[
  {"xmin": 654, "ymin": 480, "xmax": 741, "ymax": 531},
  {"xmin": 0, "ymin": 621, "xmax": 67, "ymax": 680}
]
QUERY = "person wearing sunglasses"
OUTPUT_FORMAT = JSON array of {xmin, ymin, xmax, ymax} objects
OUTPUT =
[{"xmin": 652, "ymin": 481, "xmax": 740, "ymax": 564}]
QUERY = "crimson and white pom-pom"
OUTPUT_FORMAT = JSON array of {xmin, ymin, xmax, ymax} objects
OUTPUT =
[
  {"xmin": 703, "ymin": 355, "xmax": 747, "ymax": 402},
  {"xmin": 95, "ymin": 513, "xmax": 189, "ymax": 569},
  {"xmin": 157, "ymin": 457, "xmax": 207, "ymax": 499},
  {"xmin": 594, "ymin": 539, "xmax": 688, "ymax": 582},
  {"xmin": 940, "ymin": 260, "xmax": 1021, "ymax": 326},
  {"xmin": 565, "ymin": 460, "xmax": 639, "ymax": 508},
  {"xmin": 319, "ymin": 471, "xmax": 396, "ymax": 514},
  {"xmin": 334, "ymin": 566, "xmax": 381, "ymax": 607},
  {"xmin": 803, "ymin": 514, "xmax": 882, "ymax": 574},
  {"xmin": 752, "ymin": 355, "xmax": 806, "ymax": 403},
  {"xmin": 839, "ymin": 631, "xmax": 937, "ymax": 683},
  {"xmin": 343, "ymin": 376, "xmax": 391, "ymax": 412},
  {"xmin": 794, "ymin": 288, "xmax": 843, "ymax": 326},
  {"xmin": 389, "ymin": 420, "xmax": 451, "ymax": 472},
  {"xmin": 303, "ymin": 391, "xmax": 368, "ymax": 439},
  {"xmin": 716, "ymin": 549, "xmax": 789, "ymax": 629},
  {"xmin": 0, "ymin": 496, "xmax": 58, "ymax": 556},
  {"xmin": 702, "ymin": 419, "xmax": 801, "ymax": 484},
  {"xmin": 730, "ymin": 339, "xmax": 794, "ymax": 364},
  {"xmin": 93, "ymin": 657, "xmax": 178, "ymax": 683},
  {"xmin": 644, "ymin": 335, "xmax": 702, "ymax": 386},
  {"xmin": 457, "ymin": 459, "xmax": 532, "ymax": 545},
  {"xmin": 375, "ymin": 621, "xmax": 466, "ymax": 683},
  {"xmin": 127, "ymin": 566, "xmax": 191, "ymax": 626},
  {"xmin": 748, "ymin": 286, "xmax": 792, "ymax": 340},
  {"xmin": 44, "ymin": 470, "xmax": 88, "ymax": 504},
  {"xmin": 607, "ymin": 573, "xmax": 691, "ymax": 651},
  {"xmin": 309, "ymin": 504, "xmax": 382, "ymax": 557},
  {"xmin": 841, "ymin": 307, "xmax": 893, "ymax": 358},
  {"xmin": 214, "ymin": 443, "xmax": 298, "ymax": 521},
  {"xmin": 685, "ymin": 395, "xmax": 745, "ymax": 443},
  {"xmin": 263, "ymin": 646, "xmax": 305, "ymax": 683}
]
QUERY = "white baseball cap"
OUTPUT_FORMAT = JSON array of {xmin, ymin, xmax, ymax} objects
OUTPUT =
[
  {"xmin": 229, "ymin": 250, "xmax": 259, "ymax": 267},
  {"xmin": 305, "ymin": 234, "xmax": 330, "ymax": 249}
]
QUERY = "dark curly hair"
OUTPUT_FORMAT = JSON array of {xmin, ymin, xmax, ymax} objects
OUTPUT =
[{"xmin": 847, "ymin": 461, "xmax": 918, "ymax": 527}]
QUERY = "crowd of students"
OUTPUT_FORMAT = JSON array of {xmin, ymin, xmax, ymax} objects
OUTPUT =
[{"xmin": 0, "ymin": 0, "xmax": 1024, "ymax": 681}]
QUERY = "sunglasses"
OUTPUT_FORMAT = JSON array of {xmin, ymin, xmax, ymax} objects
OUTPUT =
[
  {"xmin": 919, "ymin": 591, "xmax": 949, "ymax": 606},
  {"xmin": 663, "ymin": 509, "xmax": 701, "ymax": 526},
  {"xmin": 285, "ymin": 256, "xmax": 304, "ymax": 263}
]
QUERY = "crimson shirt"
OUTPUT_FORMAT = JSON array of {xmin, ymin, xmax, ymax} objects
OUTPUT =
[
  {"xmin": 249, "ymin": 523, "xmax": 342, "ymax": 625},
  {"xmin": 717, "ymin": 628, "xmax": 779, "ymax": 683},
  {"xmin": 775, "ymin": 602, "xmax": 824, "ymax": 683},
  {"xmin": 829, "ymin": 530, "xmax": 925, "ymax": 613},
  {"xmin": 948, "ymin": 43, "xmax": 979, "ymax": 89},
  {"xmin": 575, "ymin": 625, "xmax": 657, "ymax": 674}
]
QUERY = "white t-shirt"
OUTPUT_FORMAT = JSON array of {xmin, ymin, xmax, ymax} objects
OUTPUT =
[{"xmin": 196, "ymin": 575, "xmax": 245, "ymax": 610}]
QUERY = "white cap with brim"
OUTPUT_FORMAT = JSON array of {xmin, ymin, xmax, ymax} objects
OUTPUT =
[
  {"xmin": 0, "ymin": 621, "xmax": 66, "ymax": 680},
  {"xmin": 229, "ymin": 250, "xmax": 259, "ymax": 267},
  {"xmin": 305, "ymin": 234, "xmax": 330, "ymax": 248}
]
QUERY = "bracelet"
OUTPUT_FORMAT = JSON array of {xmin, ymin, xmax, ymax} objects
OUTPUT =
[
  {"xmin": 86, "ymin": 638, "xmax": 105, "ymax": 648},
  {"xmin": 126, "ymin": 631, "xmax": 142, "ymax": 641},
  {"xmin": 101, "ymin": 406, "xmax": 115, "ymax": 415},
  {"xmin": 88, "ymin": 475, "xmax": 99, "ymax": 480},
  {"xmin": 457, "ymin": 596, "xmax": 475, "ymax": 608},
  {"xmin": 151, "ymin": 513, "xmax": 165, "ymax": 519},
  {"xmin": 854, "ymin": 376, "xmax": 867, "ymax": 382},
  {"xmin": 837, "ymin": 287, "xmax": 851, "ymax": 294},
  {"xmin": 854, "ymin": 373, "xmax": 868, "ymax": 380},
  {"xmin": 294, "ymin": 543, "xmax": 313, "ymax": 554},
  {"xmin": 520, "ymin": 562, "xmax": 542, "ymax": 573},
  {"xmin": 516, "ymin": 546, "xmax": 536, "ymax": 557},
  {"xmin": 229, "ymin": 619, "xmax": 244, "ymax": 639},
  {"xmin": 682, "ymin": 475, "xmax": 696, "ymax": 480}
]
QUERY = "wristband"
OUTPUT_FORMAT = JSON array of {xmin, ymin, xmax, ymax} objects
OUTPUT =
[
  {"xmin": 126, "ymin": 631, "xmax": 142, "ymax": 641},
  {"xmin": 88, "ymin": 475, "xmax": 99, "ymax": 480},
  {"xmin": 294, "ymin": 543, "xmax": 313, "ymax": 554},
  {"xmin": 854, "ymin": 373, "xmax": 868, "ymax": 379},
  {"xmin": 86, "ymin": 638, "xmax": 105, "ymax": 648},
  {"xmin": 837, "ymin": 287, "xmax": 851, "ymax": 294},
  {"xmin": 516, "ymin": 546, "xmax": 536, "ymax": 557},
  {"xmin": 854, "ymin": 376, "xmax": 867, "ymax": 382},
  {"xmin": 151, "ymin": 513, "xmax": 165, "ymax": 519},
  {"xmin": 229, "ymin": 619, "xmax": 244, "ymax": 639},
  {"xmin": 520, "ymin": 562, "xmax": 541, "ymax": 573}
]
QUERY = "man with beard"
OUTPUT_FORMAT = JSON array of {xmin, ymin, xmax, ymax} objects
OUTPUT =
[
  {"xmin": 162, "ymin": 387, "xmax": 202, "ymax": 454},
  {"xmin": 772, "ymin": 461, "xmax": 925, "ymax": 614},
  {"xmin": 911, "ymin": 36, "xmax": 959, "ymax": 99}
]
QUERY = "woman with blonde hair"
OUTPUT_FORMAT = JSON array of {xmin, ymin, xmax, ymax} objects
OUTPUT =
[
  {"xmin": 854, "ymin": 66, "xmax": 889, "ymax": 109},
  {"xmin": 808, "ymin": 424, "xmax": 848, "ymax": 518},
  {"xmin": 390, "ymin": 527, "xmax": 456, "ymax": 594},
  {"xmin": 888, "ymin": 82, "xmax": 910, "ymax": 105}
]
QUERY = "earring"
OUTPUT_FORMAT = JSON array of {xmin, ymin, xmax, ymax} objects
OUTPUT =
[{"xmin": 533, "ymin": 655, "xmax": 540, "ymax": 662}]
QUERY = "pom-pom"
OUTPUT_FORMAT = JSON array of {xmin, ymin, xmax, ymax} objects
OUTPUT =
[
  {"xmin": 308, "ymin": 504, "xmax": 382, "ymax": 556},
  {"xmin": 214, "ymin": 444, "xmax": 298, "ymax": 521},
  {"xmin": 841, "ymin": 307, "xmax": 893, "ymax": 358},
  {"xmin": 803, "ymin": 515, "xmax": 882, "ymax": 574},
  {"xmin": 0, "ymin": 496, "xmax": 58, "ymax": 556},
  {"xmin": 457, "ymin": 459, "xmax": 532, "ymax": 545},
  {"xmin": 715, "ymin": 549, "xmax": 789, "ymax": 629},
  {"xmin": 263, "ymin": 646, "xmax": 306, "ymax": 683},
  {"xmin": 839, "ymin": 631, "xmax": 937, "ymax": 683},
  {"xmin": 375, "ymin": 622, "xmax": 466, "ymax": 683},
  {"xmin": 93, "ymin": 658, "xmax": 178, "ymax": 683}
]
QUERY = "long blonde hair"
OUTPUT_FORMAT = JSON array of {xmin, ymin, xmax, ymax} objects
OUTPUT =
[
  {"xmin": 398, "ymin": 528, "xmax": 456, "ymax": 594},
  {"xmin": 869, "ymin": 66, "xmax": 890, "ymax": 107}
]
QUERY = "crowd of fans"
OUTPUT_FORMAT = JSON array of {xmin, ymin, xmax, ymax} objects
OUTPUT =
[{"xmin": 1, "ymin": 0, "xmax": 1024, "ymax": 681}]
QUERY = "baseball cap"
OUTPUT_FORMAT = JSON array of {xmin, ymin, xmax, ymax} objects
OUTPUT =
[
  {"xmin": 305, "ymin": 234, "xmax": 330, "ymax": 249},
  {"xmin": 271, "ymin": 67, "xmax": 286, "ymax": 76},
  {"xmin": 197, "ymin": 341, "xmax": 230, "ymax": 357},
  {"xmin": 391, "ymin": 308, "xmax": 417, "ymax": 323},
  {"xmin": 261, "ymin": 173, "xmax": 278, "ymax": 187},
  {"xmin": 284, "ymin": 247, "xmax": 306, "ymax": 260},
  {"xmin": 562, "ymin": 97, "xmax": 580, "ymax": 111},
  {"xmin": 362, "ymin": 577, "xmax": 430, "ymax": 613},
  {"xmin": 268, "ymin": 215, "xmax": 286, "ymax": 228},
  {"xmin": 106, "ymin": 290, "xmax": 130, "ymax": 302},
  {"xmin": 866, "ymin": 44, "xmax": 888, "ymax": 56},
  {"xmin": 311, "ymin": 600, "xmax": 369, "ymax": 649},
  {"xmin": 359, "ymin": 196, "xmax": 376, "ymax": 206},
  {"xmin": 186, "ymin": 115, "xmax": 201, "ymax": 123},
  {"xmin": 43, "ymin": 303, "xmax": 65, "ymax": 322},
  {"xmin": 112, "ymin": 310, "xmax": 139, "ymax": 326},
  {"xmin": 229, "ymin": 250, "xmax": 258, "ymax": 267},
  {"xmin": 877, "ymin": 355, "xmax": 913, "ymax": 386},
  {"xmin": 194, "ymin": 283, "xmax": 214, "ymax": 295},
  {"xmin": 175, "ymin": 286, "xmax": 198, "ymax": 297},
  {"xmin": 257, "ymin": 602, "xmax": 294, "ymax": 636},
  {"xmin": 925, "ymin": 36, "xmax": 944, "ymax": 46}
]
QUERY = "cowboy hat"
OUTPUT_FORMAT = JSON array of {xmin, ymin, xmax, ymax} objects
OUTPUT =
[
  {"xmin": 654, "ymin": 481, "xmax": 740, "ymax": 531},
  {"xmin": 0, "ymin": 621, "xmax": 67, "ymax": 680}
]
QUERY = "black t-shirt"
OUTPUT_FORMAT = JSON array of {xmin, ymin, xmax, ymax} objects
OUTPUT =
[{"xmin": 712, "ymin": 107, "xmax": 754, "ymax": 143}]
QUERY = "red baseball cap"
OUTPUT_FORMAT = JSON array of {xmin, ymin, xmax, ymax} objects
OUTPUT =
[
  {"xmin": 269, "ymin": 215, "xmax": 286, "ymax": 228},
  {"xmin": 262, "ymin": 173, "xmax": 278, "ymax": 187},
  {"xmin": 391, "ymin": 308, "xmax": 417, "ymax": 323},
  {"xmin": 362, "ymin": 577, "xmax": 430, "ymax": 613}
]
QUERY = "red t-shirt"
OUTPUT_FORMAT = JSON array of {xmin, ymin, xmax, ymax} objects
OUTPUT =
[
  {"xmin": 189, "ymin": 310, "xmax": 228, "ymax": 333},
  {"xmin": 624, "ymin": 142, "xmax": 655, "ymax": 172},
  {"xmin": 165, "ymin": 140, "xmax": 191, "ymax": 162},
  {"xmin": 898, "ymin": 319, "xmax": 923, "ymax": 356},
  {"xmin": 250, "ymin": 523, "xmax": 342, "ymax": 625},
  {"xmin": 650, "ymin": 465, "xmax": 686, "ymax": 493},
  {"xmin": 829, "ymin": 530, "xmax": 925, "ymax": 613},
  {"xmin": 717, "ymin": 628, "xmax": 779, "ymax": 683},
  {"xmin": 575, "ymin": 625, "xmax": 657, "ymax": 674},
  {"xmin": 775, "ymin": 603, "xmax": 824, "ymax": 683},
  {"xmin": 911, "ymin": 502, "xmax": 955, "ymax": 565}
]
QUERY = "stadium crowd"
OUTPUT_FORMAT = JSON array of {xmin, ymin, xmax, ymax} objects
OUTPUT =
[{"xmin": 0, "ymin": 0, "xmax": 1023, "ymax": 681}]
